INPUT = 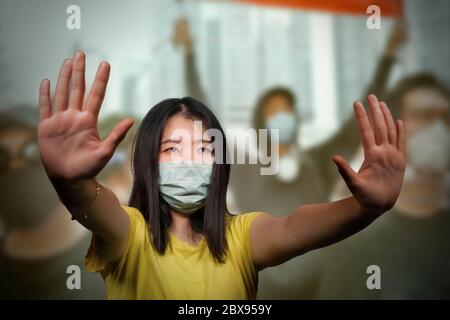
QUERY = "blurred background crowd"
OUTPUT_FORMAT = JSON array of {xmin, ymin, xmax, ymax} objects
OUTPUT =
[{"xmin": 0, "ymin": 0, "xmax": 449, "ymax": 299}]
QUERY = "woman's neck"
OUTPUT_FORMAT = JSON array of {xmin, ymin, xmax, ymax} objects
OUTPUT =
[{"xmin": 169, "ymin": 210, "xmax": 203, "ymax": 245}]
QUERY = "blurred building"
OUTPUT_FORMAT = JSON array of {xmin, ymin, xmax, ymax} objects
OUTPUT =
[
  {"xmin": 334, "ymin": 16, "xmax": 393, "ymax": 122},
  {"xmin": 334, "ymin": 0, "xmax": 450, "ymax": 126},
  {"xmin": 196, "ymin": 2, "xmax": 325, "ymax": 146},
  {"xmin": 404, "ymin": 0, "xmax": 450, "ymax": 84}
]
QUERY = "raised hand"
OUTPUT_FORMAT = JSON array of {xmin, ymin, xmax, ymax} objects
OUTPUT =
[
  {"xmin": 333, "ymin": 94, "xmax": 406, "ymax": 214},
  {"xmin": 38, "ymin": 51, "xmax": 134, "ymax": 182},
  {"xmin": 172, "ymin": 17, "xmax": 193, "ymax": 54}
]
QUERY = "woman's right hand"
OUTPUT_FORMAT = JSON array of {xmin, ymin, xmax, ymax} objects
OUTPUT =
[{"xmin": 38, "ymin": 51, "xmax": 134, "ymax": 182}]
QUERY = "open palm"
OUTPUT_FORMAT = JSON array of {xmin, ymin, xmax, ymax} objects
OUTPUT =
[
  {"xmin": 38, "ymin": 51, "xmax": 134, "ymax": 182},
  {"xmin": 333, "ymin": 95, "xmax": 406, "ymax": 214}
]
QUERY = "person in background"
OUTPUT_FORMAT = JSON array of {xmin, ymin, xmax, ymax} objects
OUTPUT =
[
  {"xmin": 0, "ymin": 106, "xmax": 105, "ymax": 299},
  {"xmin": 174, "ymin": 17, "xmax": 406, "ymax": 298},
  {"xmin": 319, "ymin": 73, "xmax": 450, "ymax": 299}
]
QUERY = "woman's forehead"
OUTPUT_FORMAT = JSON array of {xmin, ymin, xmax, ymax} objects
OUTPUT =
[
  {"xmin": 161, "ymin": 114, "xmax": 209, "ymax": 142},
  {"xmin": 405, "ymin": 88, "xmax": 449, "ymax": 112}
]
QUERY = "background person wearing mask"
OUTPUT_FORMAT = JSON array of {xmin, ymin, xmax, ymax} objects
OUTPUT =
[
  {"xmin": 0, "ymin": 106, "xmax": 105, "ymax": 299},
  {"xmin": 174, "ymin": 17, "xmax": 406, "ymax": 298},
  {"xmin": 318, "ymin": 73, "xmax": 450, "ymax": 299}
]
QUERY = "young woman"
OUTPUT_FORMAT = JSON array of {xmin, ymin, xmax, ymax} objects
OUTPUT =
[{"xmin": 37, "ymin": 51, "xmax": 405, "ymax": 299}]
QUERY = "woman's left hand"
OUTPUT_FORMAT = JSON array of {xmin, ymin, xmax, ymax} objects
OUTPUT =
[{"xmin": 333, "ymin": 94, "xmax": 406, "ymax": 214}]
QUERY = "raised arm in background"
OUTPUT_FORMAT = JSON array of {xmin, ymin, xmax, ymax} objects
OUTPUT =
[{"xmin": 173, "ymin": 17, "xmax": 208, "ymax": 104}]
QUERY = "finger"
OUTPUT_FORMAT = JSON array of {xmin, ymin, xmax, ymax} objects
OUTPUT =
[
  {"xmin": 54, "ymin": 58, "xmax": 73, "ymax": 112},
  {"xmin": 333, "ymin": 155, "xmax": 358, "ymax": 188},
  {"xmin": 85, "ymin": 62, "xmax": 110, "ymax": 117},
  {"xmin": 380, "ymin": 101, "xmax": 397, "ymax": 145},
  {"xmin": 68, "ymin": 51, "xmax": 86, "ymax": 110},
  {"xmin": 396, "ymin": 119, "xmax": 405, "ymax": 155},
  {"xmin": 102, "ymin": 118, "xmax": 134, "ymax": 154},
  {"xmin": 368, "ymin": 94, "xmax": 388, "ymax": 144},
  {"xmin": 353, "ymin": 100, "xmax": 375, "ymax": 151},
  {"xmin": 39, "ymin": 79, "xmax": 52, "ymax": 121}
]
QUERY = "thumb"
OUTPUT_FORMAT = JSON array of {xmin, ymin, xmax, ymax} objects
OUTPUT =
[
  {"xmin": 102, "ymin": 118, "xmax": 134, "ymax": 154},
  {"xmin": 333, "ymin": 155, "xmax": 358, "ymax": 188}
]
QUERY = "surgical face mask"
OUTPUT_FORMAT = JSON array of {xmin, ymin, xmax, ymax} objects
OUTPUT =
[
  {"xmin": 158, "ymin": 162, "xmax": 213, "ymax": 214},
  {"xmin": 266, "ymin": 111, "xmax": 297, "ymax": 144},
  {"xmin": 407, "ymin": 120, "xmax": 450, "ymax": 173},
  {"xmin": 276, "ymin": 146, "xmax": 301, "ymax": 183}
]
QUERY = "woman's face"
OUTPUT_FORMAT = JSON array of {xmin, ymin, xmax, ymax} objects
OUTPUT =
[
  {"xmin": 402, "ymin": 88, "xmax": 449, "ymax": 137},
  {"xmin": 159, "ymin": 113, "xmax": 214, "ymax": 164}
]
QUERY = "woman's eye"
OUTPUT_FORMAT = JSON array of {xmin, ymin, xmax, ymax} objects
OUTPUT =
[
  {"xmin": 164, "ymin": 147, "xmax": 179, "ymax": 153},
  {"xmin": 198, "ymin": 147, "xmax": 213, "ymax": 153}
]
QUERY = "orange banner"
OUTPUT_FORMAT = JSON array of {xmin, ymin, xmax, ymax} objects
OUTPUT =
[{"xmin": 232, "ymin": 0, "xmax": 403, "ymax": 17}]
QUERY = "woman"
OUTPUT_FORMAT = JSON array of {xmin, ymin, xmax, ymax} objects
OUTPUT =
[{"xmin": 37, "ymin": 51, "xmax": 405, "ymax": 299}]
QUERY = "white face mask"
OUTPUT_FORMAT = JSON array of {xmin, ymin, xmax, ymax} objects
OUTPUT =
[
  {"xmin": 158, "ymin": 162, "xmax": 213, "ymax": 214},
  {"xmin": 407, "ymin": 120, "xmax": 450, "ymax": 173},
  {"xmin": 276, "ymin": 146, "xmax": 301, "ymax": 183},
  {"xmin": 266, "ymin": 111, "xmax": 297, "ymax": 144}
]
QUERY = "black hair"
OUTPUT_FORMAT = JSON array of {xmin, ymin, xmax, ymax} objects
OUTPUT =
[{"xmin": 128, "ymin": 97, "xmax": 230, "ymax": 263}]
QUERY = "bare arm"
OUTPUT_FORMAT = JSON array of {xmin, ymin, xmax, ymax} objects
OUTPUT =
[
  {"xmin": 173, "ymin": 17, "xmax": 208, "ymax": 104},
  {"xmin": 251, "ymin": 95, "xmax": 406, "ymax": 270},
  {"xmin": 38, "ymin": 51, "xmax": 134, "ymax": 263}
]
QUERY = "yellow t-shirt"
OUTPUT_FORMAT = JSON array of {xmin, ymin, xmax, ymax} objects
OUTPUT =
[{"xmin": 85, "ymin": 205, "xmax": 264, "ymax": 300}]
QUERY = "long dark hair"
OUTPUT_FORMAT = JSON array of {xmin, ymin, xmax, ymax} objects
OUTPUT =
[{"xmin": 129, "ymin": 97, "xmax": 230, "ymax": 263}]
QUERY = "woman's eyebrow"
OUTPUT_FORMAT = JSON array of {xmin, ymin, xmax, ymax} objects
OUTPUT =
[
  {"xmin": 161, "ymin": 138, "xmax": 181, "ymax": 144},
  {"xmin": 161, "ymin": 138, "xmax": 213, "ymax": 144},
  {"xmin": 195, "ymin": 138, "xmax": 213, "ymax": 143}
]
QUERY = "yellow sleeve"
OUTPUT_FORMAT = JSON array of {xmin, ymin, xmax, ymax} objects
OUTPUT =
[
  {"xmin": 84, "ymin": 205, "xmax": 144, "ymax": 275},
  {"xmin": 231, "ymin": 211, "xmax": 265, "ymax": 265}
]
